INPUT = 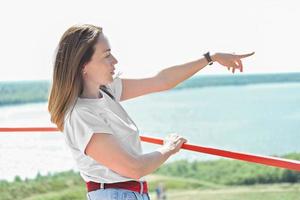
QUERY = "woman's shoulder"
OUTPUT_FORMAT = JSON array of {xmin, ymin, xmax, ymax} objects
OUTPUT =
[{"xmin": 64, "ymin": 102, "xmax": 99, "ymax": 122}]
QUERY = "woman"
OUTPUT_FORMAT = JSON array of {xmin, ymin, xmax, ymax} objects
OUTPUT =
[{"xmin": 48, "ymin": 24, "xmax": 254, "ymax": 200}]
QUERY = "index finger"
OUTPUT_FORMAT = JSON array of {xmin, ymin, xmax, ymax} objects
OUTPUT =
[{"xmin": 238, "ymin": 52, "xmax": 255, "ymax": 59}]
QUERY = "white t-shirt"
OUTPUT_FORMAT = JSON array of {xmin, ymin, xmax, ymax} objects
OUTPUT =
[{"xmin": 63, "ymin": 77, "xmax": 146, "ymax": 183}]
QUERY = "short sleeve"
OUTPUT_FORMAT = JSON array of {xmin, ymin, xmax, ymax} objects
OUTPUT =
[
  {"xmin": 107, "ymin": 76, "xmax": 123, "ymax": 102},
  {"xmin": 66, "ymin": 108, "xmax": 114, "ymax": 155}
]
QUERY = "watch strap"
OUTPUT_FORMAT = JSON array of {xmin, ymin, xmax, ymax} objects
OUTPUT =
[{"xmin": 203, "ymin": 52, "xmax": 213, "ymax": 65}]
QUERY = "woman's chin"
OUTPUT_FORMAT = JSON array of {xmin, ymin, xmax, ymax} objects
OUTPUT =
[{"xmin": 108, "ymin": 76, "xmax": 114, "ymax": 83}]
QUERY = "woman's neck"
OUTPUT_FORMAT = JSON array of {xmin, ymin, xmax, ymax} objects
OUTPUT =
[{"xmin": 80, "ymin": 90, "xmax": 103, "ymax": 99}]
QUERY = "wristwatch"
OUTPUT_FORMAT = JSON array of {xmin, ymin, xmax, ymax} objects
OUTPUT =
[{"xmin": 203, "ymin": 52, "xmax": 214, "ymax": 65}]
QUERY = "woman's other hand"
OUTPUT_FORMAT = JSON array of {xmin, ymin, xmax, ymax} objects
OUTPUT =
[
  {"xmin": 162, "ymin": 133, "xmax": 188, "ymax": 154},
  {"xmin": 212, "ymin": 52, "xmax": 255, "ymax": 74}
]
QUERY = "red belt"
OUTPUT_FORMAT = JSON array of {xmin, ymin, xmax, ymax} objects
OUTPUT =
[{"xmin": 86, "ymin": 180, "xmax": 148, "ymax": 194}]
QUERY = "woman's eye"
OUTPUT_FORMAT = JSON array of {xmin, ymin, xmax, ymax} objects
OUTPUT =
[{"xmin": 106, "ymin": 54, "xmax": 111, "ymax": 58}]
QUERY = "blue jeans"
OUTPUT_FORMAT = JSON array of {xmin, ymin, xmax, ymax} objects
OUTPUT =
[{"xmin": 87, "ymin": 188, "xmax": 151, "ymax": 200}]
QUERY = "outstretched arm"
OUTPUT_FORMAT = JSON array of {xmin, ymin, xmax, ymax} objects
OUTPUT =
[
  {"xmin": 119, "ymin": 52, "xmax": 254, "ymax": 101},
  {"xmin": 159, "ymin": 52, "xmax": 255, "ymax": 89}
]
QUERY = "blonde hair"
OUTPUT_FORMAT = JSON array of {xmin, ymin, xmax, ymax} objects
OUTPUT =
[{"xmin": 48, "ymin": 24, "xmax": 103, "ymax": 132}]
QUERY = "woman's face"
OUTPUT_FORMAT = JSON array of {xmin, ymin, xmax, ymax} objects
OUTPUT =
[{"xmin": 82, "ymin": 34, "xmax": 118, "ymax": 86}]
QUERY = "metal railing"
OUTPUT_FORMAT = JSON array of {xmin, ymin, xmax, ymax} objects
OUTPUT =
[{"xmin": 1, "ymin": 127, "xmax": 299, "ymax": 172}]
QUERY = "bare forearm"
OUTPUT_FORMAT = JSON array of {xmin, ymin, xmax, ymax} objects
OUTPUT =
[
  {"xmin": 136, "ymin": 147, "xmax": 173, "ymax": 178},
  {"xmin": 159, "ymin": 55, "xmax": 214, "ymax": 89}
]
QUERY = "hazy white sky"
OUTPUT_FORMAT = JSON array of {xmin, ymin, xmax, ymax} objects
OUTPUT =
[{"xmin": 0, "ymin": 0, "xmax": 299, "ymax": 81}]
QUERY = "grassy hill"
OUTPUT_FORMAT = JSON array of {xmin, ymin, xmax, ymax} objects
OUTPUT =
[
  {"xmin": 155, "ymin": 152, "xmax": 300, "ymax": 185},
  {"xmin": 1, "ymin": 174, "xmax": 299, "ymax": 200},
  {"xmin": 0, "ymin": 152, "xmax": 299, "ymax": 200}
]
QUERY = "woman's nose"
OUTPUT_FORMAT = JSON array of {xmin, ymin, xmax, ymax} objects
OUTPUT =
[{"xmin": 112, "ymin": 55, "xmax": 118, "ymax": 65}]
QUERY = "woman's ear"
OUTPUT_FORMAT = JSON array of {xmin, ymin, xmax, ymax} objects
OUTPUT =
[{"xmin": 82, "ymin": 64, "xmax": 87, "ymax": 75}]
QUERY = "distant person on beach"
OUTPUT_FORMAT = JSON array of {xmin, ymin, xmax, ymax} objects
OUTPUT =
[
  {"xmin": 155, "ymin": 182, "xmax": 167, "ymax": 200},
  {"xmin": 48, "ymin": 24, "xmax": 254, "ymax": 200}
]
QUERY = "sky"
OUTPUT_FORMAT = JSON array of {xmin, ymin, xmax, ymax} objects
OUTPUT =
[{"xmin": 0, "ymin": 0, "xmax": 299, "ymax": 81}]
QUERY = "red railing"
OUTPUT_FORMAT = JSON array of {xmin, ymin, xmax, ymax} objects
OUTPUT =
[{"xmin": 1, "ymin": 127, "xmax": 300, "ymax": 172}]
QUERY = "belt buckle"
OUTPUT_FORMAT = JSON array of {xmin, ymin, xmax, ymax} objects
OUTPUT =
[{"xmin": 100, "ymin": 182, "xmax": 104, "ymax": 189}]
